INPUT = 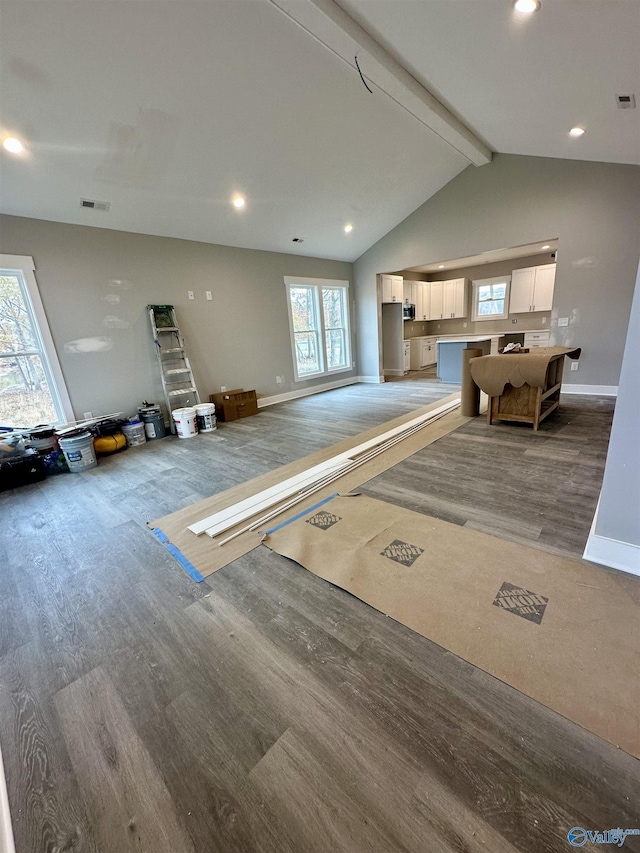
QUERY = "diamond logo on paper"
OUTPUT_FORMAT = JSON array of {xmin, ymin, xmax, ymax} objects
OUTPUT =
[
  {"xmin": 380, "ymin": 539, "xmax": 424, "ymax": 567},
  {"xmin": 493, "ymin": 581, "xmax": 549, "ymax": 625},
  {"xmin": 306, "ymin": 511, "xmax": 342, "ymax": 531}
]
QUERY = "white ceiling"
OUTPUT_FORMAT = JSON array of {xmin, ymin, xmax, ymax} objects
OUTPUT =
[{"xmin": 0, "ymin": 0, "xmax": 638, "ymax": 262}]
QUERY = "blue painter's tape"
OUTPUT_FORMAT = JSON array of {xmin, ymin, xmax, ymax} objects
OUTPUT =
[
  {"xmin": 151, "ymin": 527, "xmax": 170, "ymax": 544},
  {"xmin": 165, "ymin": 544, "xmax": 205, "ymax": 583},
  {"xmin": 263, "ymin": 493, "xmax": 339, "ymax": 535},
  {"xmin": 150, "ymin": 526, "xmax": 204, "ymax": 582}
]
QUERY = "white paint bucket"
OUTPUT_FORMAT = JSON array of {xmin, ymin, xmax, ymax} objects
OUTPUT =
[
  {"xmin": 195, "ymin": 403, "xmax": 217, "ymax": 433},
  {"xmin": 172, "ymin": 407, "xmax": 198, "ymax": 439},
  {"xmin": 122, "ymin": 419, "xmax": 147, "ymax": 447},
  {"xmin": 58, "ymin": 431, "xmax": 98, "ymax": 473}
]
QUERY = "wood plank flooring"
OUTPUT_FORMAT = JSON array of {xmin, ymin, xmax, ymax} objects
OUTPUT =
[{"xmin": 1, "ymin": 380, "xmax": 639, "ymax": 853}]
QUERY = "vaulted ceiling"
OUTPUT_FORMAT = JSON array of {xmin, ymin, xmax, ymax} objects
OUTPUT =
[{"xmin": 1, "ymin": 0, "xmax": 638, "ymax": 262}]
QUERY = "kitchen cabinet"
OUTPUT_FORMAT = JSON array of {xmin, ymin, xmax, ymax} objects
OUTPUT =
[
  {"xmin": 429, "ymin": 281, "xmax": 443, "ymax": 320},
  {"xmin": 524, "ymin": 331, "xmax": 550, "ymax": 349},
  {"xmin": 415, "ymin": 281, "xmax": 430, "ymax": 321},
  {"xmin": 428, "ymin": 279, "xmax": 468, "ymax": 319},
  {"xmin": 403, "ymin": 341, "xmax": 411, "ymax": 373},
  {"xmin": 379, "ymin": 274, "xmax": 403, "ymax": 304},
  {"xmin": 403, "ymin": 280, "xmax": 416, "ymax": 305},
  {"xmin": 510, "ymin": 264, "xmax": 556, "ymax": 313},
  {"xmin": 409, "ymin": 336, "xmax": 437, "ymax": 370}
]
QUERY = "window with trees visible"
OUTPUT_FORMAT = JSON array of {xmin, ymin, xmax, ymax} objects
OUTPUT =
[
  {"xmin": 471, "ymin": 275, "xmax": 511, "ymax": 321},
  {"xmin": 0, "ymin": 255, "xmax": 73, "ymax": 427},
  {"xmin": 284, "ymin": 277, "xmax": 351, "ymax": 381}
]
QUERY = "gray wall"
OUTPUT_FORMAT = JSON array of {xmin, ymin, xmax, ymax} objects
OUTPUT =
[
  {"xmin": 354, "ymin": 154, "xmax": 640, "ymax": 386},
  {"xmin": 594, "ymin": 260, "xmax": 640, "ymax": 548},
  {"xmin": 0, "ymin": 215, "xmax": 354, "ymax": 420}
]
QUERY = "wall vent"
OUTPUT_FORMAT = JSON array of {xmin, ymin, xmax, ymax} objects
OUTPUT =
[
  {"xmin": 80, "ymin": 198, "xmax": 111, "ymax": 211},
  {"xmin": 616, "ymin": 94, "xmax": 636, "ymax": 109}
]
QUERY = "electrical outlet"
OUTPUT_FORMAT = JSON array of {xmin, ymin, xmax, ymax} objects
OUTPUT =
[
  {"xmin": 512, "ymin": 318, "xmax": 517, "ymax": 324},
  {"xmin": 541, "ymin": 317, "xmax": 547, "ymax": 324},
  {"xmin": 571, "ymin": 362, "xmax": 579, "ymax": 371},
  {"xmin": 220, "ymin": 385, "xmax": 227, "ymax": 392},
  {"xmin": 188, "ymin": 290, "xmax": 194, "ymax": 300},
  {"xmin": 276, "ymin": 375, "xmax": 284, "ymax": 385},
  {"xmin": 558, "ymin": 317, "xmax": 569, "ymax": 327},
  {"xmin": 206, "ymin": 291, "xmax": 212, "ymax": 301},
  {"xmin": 83, "ymin": 411, "xmax": 93, "ymax": 419},
  {"xmin": 463, "ymin": 322, "xmax": 467, "ymax": 328}
]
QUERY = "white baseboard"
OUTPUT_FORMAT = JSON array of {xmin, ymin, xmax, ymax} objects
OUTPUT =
[
  {"xmin": 358, "ymin": 375, "xmax": 385, "ymax": 383},
  {"xmin": 583, "ymin": 498, "xmax": 640, "ymax": 577},
  {"xmin": 583, "ymin": 533, "xmax": 640, "ymax": 577},
  {"xmin": 383, "ymin": 369, "xmax": 404, "ymax": 377},
  {"xmin": 257, "ymin": 376, "xmax": 359, "ymax": 408},
  {"xmin": 0, "ymin": 741, "xmax": 15, "ymax": 853},
  {"xmin": 562, "ymin": 384, "xmax": 618, "ymax": 396}
]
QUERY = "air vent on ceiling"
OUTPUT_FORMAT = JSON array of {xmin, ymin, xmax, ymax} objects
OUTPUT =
[
  {"xmin": 292, "ymin": 237, "xmax": 305, "ymax": 243},
  {"xmin": 616, "ymin": 94, "xmax": 636, "ymax": 109},
  {"xmin": 80, "ymin": 198, "xmax": 111, "ymax": 211}
]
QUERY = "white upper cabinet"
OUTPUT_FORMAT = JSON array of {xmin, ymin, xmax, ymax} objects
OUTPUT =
[
  {"xmin": 428, "ymin": 278, "xmax": 468, "ymax": 319},
  {"xmin": 509, "ymin": 263, "xmax": 556, "ymax": 313},
  {"xmin": 418, "ymin": 281, "xmax": 431, "ymax": 321},
  {"xmin": 443, "ymin": 278, "xmax": 468, "ymax": 319},
  {"xmin": 403, "ymin": 280, "xmax": 416, "ymax": 305},
  {"xmin": 379, "ymin": 274, "xmax": 404, "ymax": 304},
  {"xmin": 429, "ymin": 281, "xmax": 444, "ymax": 320}
]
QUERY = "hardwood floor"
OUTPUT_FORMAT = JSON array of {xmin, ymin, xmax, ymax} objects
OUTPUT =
[{"xmin": 1, "ymin": 381, "xmax": 638, "ymax": 853}]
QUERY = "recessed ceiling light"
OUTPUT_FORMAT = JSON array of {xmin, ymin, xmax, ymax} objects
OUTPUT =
[
  {"xmin": 438, "ymin": 265, "xmax": 445, "ymax": 269},
  {"xmin": 232, "ymin": 196, "xmax": 245, "ymax": 208},
  {"xmin": 541, "ymin": 244, "xmax": 550, "ymax": 250},
  {"xmin": 344, "ymin": 224, "xmax": 353, "ymax": 233},
  {"xmin": 569, "ymin": 127, "xmax": 585, "ymax": 138},
  {"xmin": 2, "ymin": 137, "xmax": 24, "ymax": 154},
  {"xmin": 514, "ymin": 0, "xmax": 540, "ymax": 13}
]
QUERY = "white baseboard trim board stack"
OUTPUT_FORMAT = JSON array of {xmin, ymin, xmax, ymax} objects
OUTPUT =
[
  {"xmin": 257, "ymin": 376, "xmax": 359, "ymax": 408},
  {"xmin": 583, "ymin": 500, "xmax": 640, "ymax": 577},
  {"xmin": 562, "ymin": 385, "xmax": 618, "ymax": 396},
  {"xmin": 0, "ymin": 742, "xmax": 15, "ymax": 853}
]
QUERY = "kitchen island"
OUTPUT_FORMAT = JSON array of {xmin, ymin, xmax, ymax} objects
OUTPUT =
[{"xmin": 436, "ymin": 336, "xmax": 497, "ymax": 383}]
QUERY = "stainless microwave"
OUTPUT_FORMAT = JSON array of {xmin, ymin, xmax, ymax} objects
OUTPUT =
[{"xmin": 403, "ymin": 303, "xmax": 415, "ymax": 320}]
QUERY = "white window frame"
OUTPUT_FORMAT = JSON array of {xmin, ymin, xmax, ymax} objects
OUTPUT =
[
  {"xmin": 0, "ymin": 254, "xmax": 74, "ymax": 424},
  {"xmin": 471, "ymin": 275, "xmax": 511, "ymax": 322},
  {"xmin": 284, "ymin": 276, "xmax": 352, "ymax": 382}
]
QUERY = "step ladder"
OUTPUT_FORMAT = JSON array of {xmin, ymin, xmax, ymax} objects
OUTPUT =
[{"xmin": 148, "ymin": 305, "xmax": 201, "ymax": 432}]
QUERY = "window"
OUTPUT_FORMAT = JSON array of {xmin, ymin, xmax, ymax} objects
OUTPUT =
[
  {"xmin": 284, "ymin": 277, "xmax": 351, "ymax": 381},
  {"xmin": 0, "ymin": 255, "xmax": 73, "ymax": 427},
  {"xmin": 471, "ymin": 275, "xmax": 511, "ymax": 322}
]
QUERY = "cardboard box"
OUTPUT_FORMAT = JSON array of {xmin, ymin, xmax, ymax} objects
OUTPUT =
[{"xmin": 209, "ymin": 389, "xmax": 258, "ymax": 422}]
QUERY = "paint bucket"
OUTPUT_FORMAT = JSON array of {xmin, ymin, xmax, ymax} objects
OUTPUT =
[
  {"xmin": 25, "ymin": 426, "xmax": 59, "ymax": 454},
  {"xmin": 58, "ymin": 431, "xmax": 98, "ymax": 473},
  {"xmin": 172, "ymin": 407, "xmax": 198, "ymax": 439},
  {"xmin": 122, "ymin": 419, "xmax": 147, "ymax": 447},
  {"xmin": 138, "ymin": 404, "xmax": 166, "ymax": 440},
  {"xmin": 194, "ymin": 403, "xmax": 216, "ymax": 433}
]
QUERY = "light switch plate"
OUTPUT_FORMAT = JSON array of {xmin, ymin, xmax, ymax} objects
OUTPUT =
[
  {"xmin": 188, "ymin": 290, "xmax": 194, "ymax": 300},
  {"xmin": 558, "ymin": 317, "xmax": 569, "ymax": 327},
  {"xmin": 206, "ymin": 291, "xmax": 212, "ymax": 301},
  {"xmin": 571, "ymin": 362, "xmax": 579, "ymax": 371}
]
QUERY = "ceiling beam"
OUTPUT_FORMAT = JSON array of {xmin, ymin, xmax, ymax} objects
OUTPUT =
[{"xmin": 268, "ymin": 0, "xmax": 492, "ymax": 167}]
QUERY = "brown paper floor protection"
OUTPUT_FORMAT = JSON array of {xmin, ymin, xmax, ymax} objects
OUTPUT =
[
  {"xmin": 263, "ymin": 494, "xmax": 640, "ymax": 758},
  {"xmin": 149, "ymin": 394, "xmax": 467, "ymax": 579}
]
